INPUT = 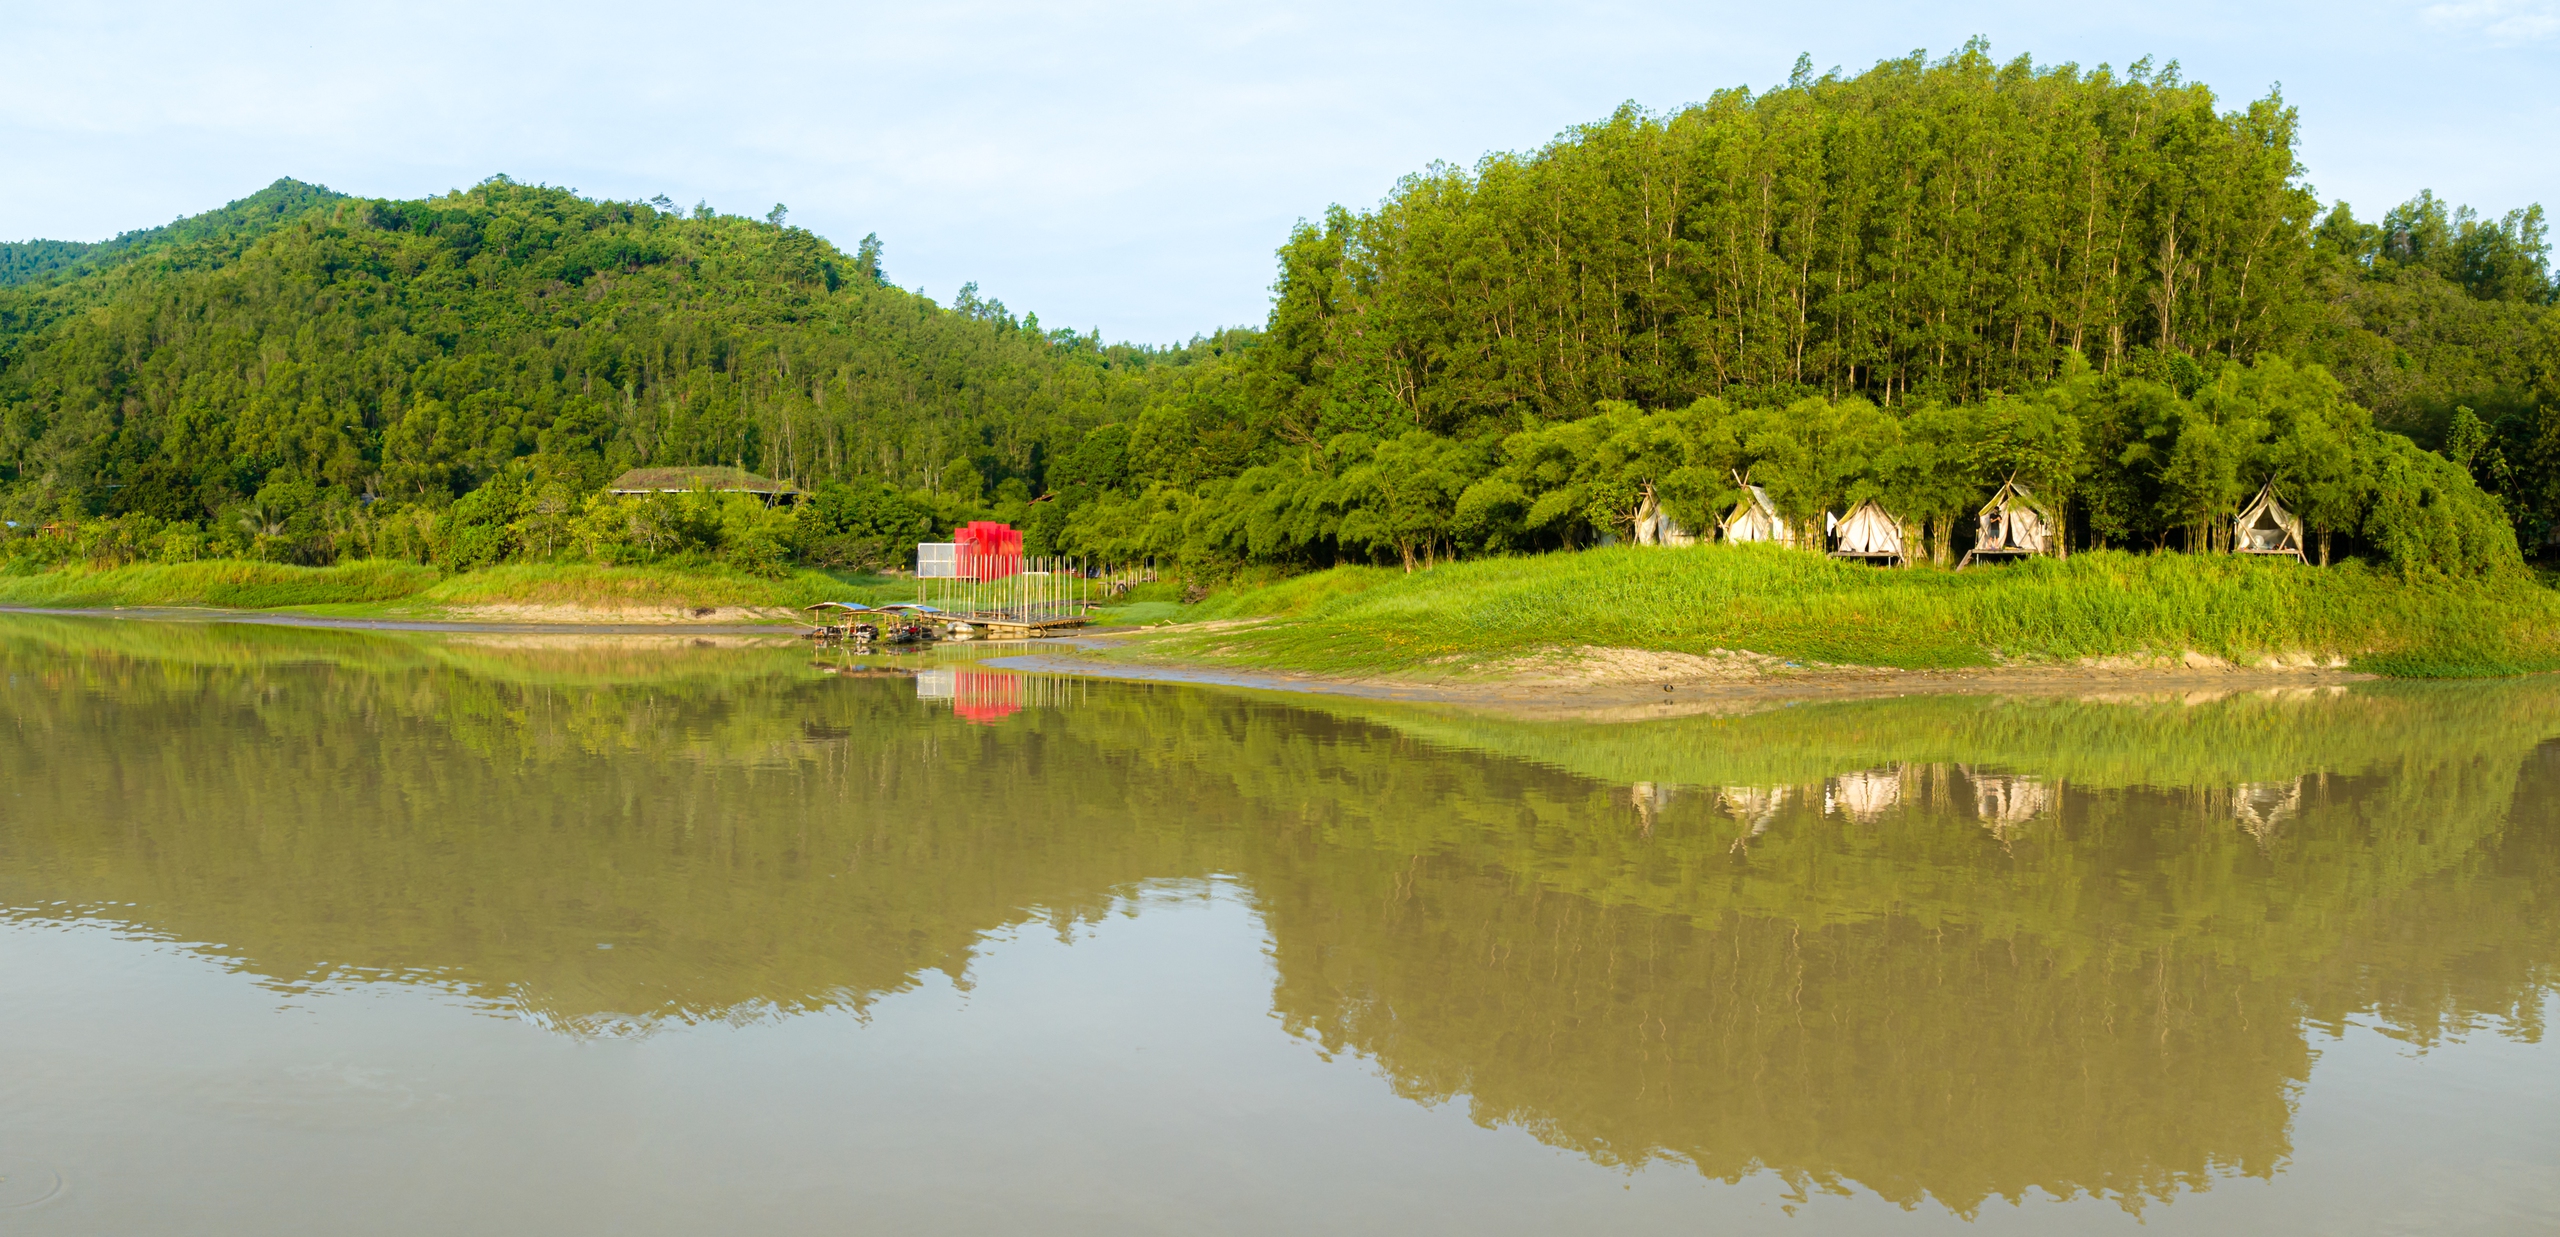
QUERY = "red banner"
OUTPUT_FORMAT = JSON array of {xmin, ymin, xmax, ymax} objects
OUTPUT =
[{"xmin": 952, "ymin": 521, "xmax": 1022, "ymax": 581}]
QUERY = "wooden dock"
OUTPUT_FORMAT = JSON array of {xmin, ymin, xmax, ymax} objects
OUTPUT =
[{"xmin": 936, "ymin": 614, "xmax": 1090, "ymax": 640}]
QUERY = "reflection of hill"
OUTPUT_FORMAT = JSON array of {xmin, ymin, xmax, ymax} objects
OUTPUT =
[
  {"xmin": 2, "ymin": 617, "xmax": 2557, "ymax": 1212},
  {"xmin": 1258, "ymin": 765, "xmax": 2560, "ymax": 1214}
]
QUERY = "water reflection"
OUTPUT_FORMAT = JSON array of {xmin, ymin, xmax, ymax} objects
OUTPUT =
[
  {"xmin": 914, "ymin": 664, "xmax": 1092, "ymax": 724},
  {"xmin": 2, "ymin": 614, "xmax": 2557, "ymax": 1219}
]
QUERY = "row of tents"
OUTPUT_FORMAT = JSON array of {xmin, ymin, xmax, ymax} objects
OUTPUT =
[{"xmin": 1629, "ymin": 474, "xmax": 2309, "ymax": 567}]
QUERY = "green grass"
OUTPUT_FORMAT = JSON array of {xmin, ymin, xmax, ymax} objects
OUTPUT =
[
  {"xmin": 0, "ymin": 559, "xmax": 442, "ymax": 609},
  {"xmin": 1103, "ymin": 545, "xmax": 2560, "ymax": 680},
  {"xmin": 402, "ymin": 562, "xmax": 899, "ymax": 614},
  {"xmin": 0, "ymin": 559, "xmax": 907, "ymax": 617}
]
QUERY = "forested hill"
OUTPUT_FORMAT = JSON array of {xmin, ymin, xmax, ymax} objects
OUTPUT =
[
  {"xmin": 2, "ymin": 43, "xmax": 2553, "ymax": 581},
  {"xmin": 0, "ymin": 178, "xmax": 1236, "ymax": 530},
  {"xmin": 0, "ymin": 178, "xmax": 348, "ymax": 289}
]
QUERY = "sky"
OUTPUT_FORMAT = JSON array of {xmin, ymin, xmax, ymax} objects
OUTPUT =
[{"xmin": 4, "ymin": 0, "xmax": 2553, "ymax": 343}]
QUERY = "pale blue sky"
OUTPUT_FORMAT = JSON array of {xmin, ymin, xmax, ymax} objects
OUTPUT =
[{"xmin": 5, "ymin": 0, "xmax": 2553, "ymax": 342}]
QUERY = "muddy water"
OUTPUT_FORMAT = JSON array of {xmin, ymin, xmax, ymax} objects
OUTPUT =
[{"xmin": 2, "ymin": 614, "xmax": 2557, "ymax": 1234}]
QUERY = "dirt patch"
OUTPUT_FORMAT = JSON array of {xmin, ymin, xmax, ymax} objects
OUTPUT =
[
  {"xmin": 2079, "ymin": 650, "xmax": 2351, "ymax": 673},
  {"xmin": 1491, "ymin": 645, "xmax": 1821, "ymax": 687},
  {"xmin": 430, "ymin": 603, "xmax": 801, "ymax": 626}
]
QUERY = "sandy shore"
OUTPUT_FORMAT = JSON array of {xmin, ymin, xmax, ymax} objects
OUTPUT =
[
  {"xmin": 984, "ymin": 638, "xmax": 2381, "ymax": 720},
  {"xmin": 1, "ymin": 604, "xmax": 2391, "ymax": 717}
]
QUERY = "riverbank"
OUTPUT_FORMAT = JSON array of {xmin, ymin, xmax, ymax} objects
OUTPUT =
[
  {"xmin": 8, "ymin": 547, "xmax": 2558, "ymax": 688},
  {"xmin": 1086, "ymin": 546, "xmax": 2560, "ymax": 682},
  {"xmin": 0, "ymin": 560, "xmax": 907, "ymax": 623}
]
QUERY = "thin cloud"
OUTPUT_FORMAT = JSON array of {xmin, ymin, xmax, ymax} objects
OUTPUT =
[{"xmin": 2421, "ymin": 0, "xmax": 2560, "ymax": 41}]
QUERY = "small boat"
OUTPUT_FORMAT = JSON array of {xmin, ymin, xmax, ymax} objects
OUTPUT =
[{"xmin": 805, "ymin": 601, "xmax": 875, "ymax": 641}]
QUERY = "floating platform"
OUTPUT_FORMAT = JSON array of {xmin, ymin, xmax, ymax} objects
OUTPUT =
[{"xmin": 937, "ymin": 615, "xmax": 1090, "ymax": 640}]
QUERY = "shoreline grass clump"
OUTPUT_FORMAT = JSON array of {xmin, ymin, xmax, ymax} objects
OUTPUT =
[
  {"xmin": 0, "ymin": 559, "xmax": 906, "ymax": 617},
  {"xmin": 406, "ymin": 562, "xmax": 897, "ymax": 613},
  {"xmin": 1110, "ymin": 545, "xmax": 2560, "ymax": 680},
  {"xmin": 0, "ymin": 559, "xmax": 442, "ymax": 610}
]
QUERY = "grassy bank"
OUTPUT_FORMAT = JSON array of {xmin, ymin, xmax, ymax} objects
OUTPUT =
[
  {"xmin": 0, "ymin": 560, "xmax": 444, "ymax": 610},
  {"xmin": 404, "ymin": 563, "xmax": 900, "ymax": 614},
  {"xmin": 0, "ymin": 559, "xmax": 906, "ymax": 617},
  {"xmin": 11, "ymin": 549, "xmax": 2557, "ymax": 681},
  {"xmin": 1105, "ymin": 546, "xmax": 2560, "ymax": 679}
]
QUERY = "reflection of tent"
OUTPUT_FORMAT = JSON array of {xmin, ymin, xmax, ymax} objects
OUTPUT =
[
  {"xmin": 1826, "ymin": 768, "xmax": 1903, "ymax": 822},
  {"xmin": 2232, "ymin": 778, "xmax": 2303, "ymax": 843},
  {"xmin": 1719, "ymin": 478, "xmax": 1793, "ymax": 546},
  {"xmin": 1631, "ymin": 488, "xmax": 1697, "ymax": 547},
  {"xmin": 2232, "ymin": 483, "xmax": 2308, "ymax": 562},
  {"xmin": 1957, "ymin": 478, "xmax": 2054, "ymax": 568},
  {"xmin": 1718, "ymin": 785, "xmax": 1789, "ymax": 851},
  {"xmin": 1829, "ymin": 499, "xmax": 1909, "ymax": 566},
  {"xmin": 1971, "ymin": 772, "xmax": 2053, "ymax": 838},
  {"xmin": 1630, "ymin": 781, "xmax": 1676, "ymax": 835}
]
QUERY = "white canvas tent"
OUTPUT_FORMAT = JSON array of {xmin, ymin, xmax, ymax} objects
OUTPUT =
[
  {"xmin": 1829, "ymin": 498, "xmax": 1908, "ymax": 566},
  {"xmin": 1719, "ymin": 483, "xmax": 1791, "ymax": 545},
  {"xmin": 1630, "ymin": 487, "xmax": 1697, "ymax": 547},
  {"xmin": 2232, "ymin": 483, "xmax": 2308, "ymax": 562},
  {"xmin": 1957, "ymin": 478, "xmax": 2054, "ymax": 568}
]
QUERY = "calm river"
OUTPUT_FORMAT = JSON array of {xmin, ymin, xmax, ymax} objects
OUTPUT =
[{"xmin": 2, "ymin": 615, "xmax": 2556, "ymax": 1234}]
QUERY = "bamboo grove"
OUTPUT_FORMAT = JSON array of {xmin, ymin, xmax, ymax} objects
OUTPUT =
[{"xmin": 1, "ymin": 44, "xmax": 2553, "ymax": 579}]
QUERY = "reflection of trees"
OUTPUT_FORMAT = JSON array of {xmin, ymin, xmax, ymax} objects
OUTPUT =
[
  {"xmin": 1258, "ymin": 757, "xmax": 2559, "ymax": 1213},
  {"xmin": 1264, "ymin": 865, "xmax": 2303, "ymax": 1215},
  {"xmin": 2, "ymin": 618, "xmax": 2558, "ymax": 1212}
]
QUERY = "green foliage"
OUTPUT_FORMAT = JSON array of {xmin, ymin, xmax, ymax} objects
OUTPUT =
[
  {"xmin": 0, "ymin": 175, "xmax": 1227, "ymax": 529},
  {"xmin": 0, "ymin": 178, "xmax": 348, "ymax": 291},
  {"xmin": 1250, "ymin": 43, "xmax": 2322, "ymax": 428}
]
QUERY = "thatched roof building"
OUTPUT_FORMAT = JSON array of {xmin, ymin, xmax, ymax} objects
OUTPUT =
[
  {"xmin": 1829, "ymin": 498, "xmax": 1908, "ymax": 566},
  {"xmin": 605, "ymin": 466, "xmax": 802, "ymax": 500},
  {"xmin": 2232, "ymin": 483, "xmax": 2308, "ymax": 562}
]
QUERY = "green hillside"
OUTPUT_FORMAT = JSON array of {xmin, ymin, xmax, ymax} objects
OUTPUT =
[
  {"xmin": 0, "ymin": 177, "xmax": 347, "ymax": 291},
  {"xmin": 1, "ymin": 43, "xmax": 2552, "ymax": 630}
]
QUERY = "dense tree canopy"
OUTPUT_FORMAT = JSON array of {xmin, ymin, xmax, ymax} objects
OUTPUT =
[{"xmin": 1, "ymin": 45, "xmax": 2551, "ymax": 579}]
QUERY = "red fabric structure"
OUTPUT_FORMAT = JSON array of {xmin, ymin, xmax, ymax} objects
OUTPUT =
[{"xmin": 952, "ymin": 521, "xmax": 1022, "ymax": 581}]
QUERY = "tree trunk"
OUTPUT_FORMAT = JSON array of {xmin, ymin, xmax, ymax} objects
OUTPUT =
[{"xmin": 2319, "ymin": 528, "xmax": 2331, "ymax": 567}]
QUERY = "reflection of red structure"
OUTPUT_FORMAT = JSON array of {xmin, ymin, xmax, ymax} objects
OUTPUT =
[
  {"xmin": 950, "ymin": 667, "xmax": 1022, "ymax": 725},
  {"xmin": 953, "ymin": 521, "xmax": 1023, "ymax": 581}
]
